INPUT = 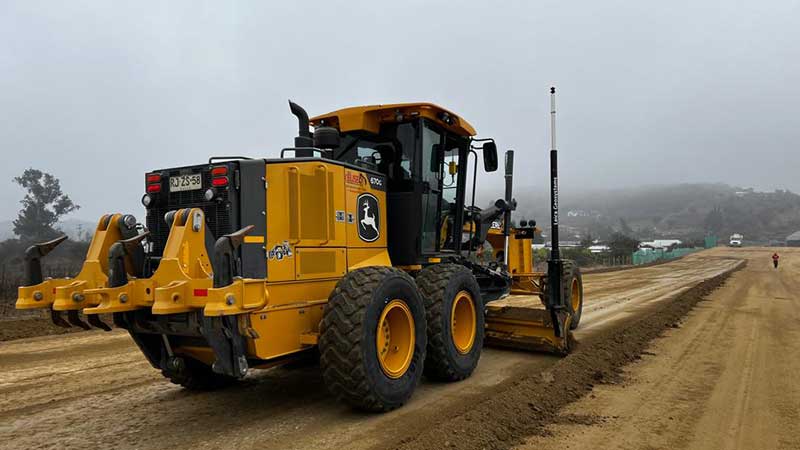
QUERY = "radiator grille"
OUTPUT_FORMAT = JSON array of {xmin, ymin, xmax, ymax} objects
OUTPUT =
[{"xmin": 145, "ymin": 167, "xmax": 236, "ymax": 257}]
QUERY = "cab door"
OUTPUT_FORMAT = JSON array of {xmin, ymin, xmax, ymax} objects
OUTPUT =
[{"xmin": 419, "ymin": 121, "xmax": 443, "ymax": 255}]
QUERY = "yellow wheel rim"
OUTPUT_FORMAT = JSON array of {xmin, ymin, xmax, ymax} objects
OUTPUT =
[
  {"xmin": 376, "ymin": 299, "xmax": 415, "ymax": 379},
  {"xmin": 450, "ymin": 290, "xmax": 476, "ymax": 354},
  {"xmin": 571, "ymin": 278, "xmax": 581, "ymax": 312}
]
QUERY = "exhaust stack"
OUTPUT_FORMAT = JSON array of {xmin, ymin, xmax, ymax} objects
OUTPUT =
[{"xmin": 288, "ymin": 100, "xmax": 314, "ymax": 148}]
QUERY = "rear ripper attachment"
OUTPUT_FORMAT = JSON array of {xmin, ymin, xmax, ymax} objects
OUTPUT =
[
  {"xmin": 107, "ymin": 208, "xmax": 267, "ymax": 379},
  {"xmin": 16, "ymin": 213, "xmax": 140, "ymax": 330}
]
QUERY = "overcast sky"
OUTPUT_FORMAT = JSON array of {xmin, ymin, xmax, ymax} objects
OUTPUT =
[{"xmin": 1, "ymin": 0, "xmax": 799, "ymax": 222}]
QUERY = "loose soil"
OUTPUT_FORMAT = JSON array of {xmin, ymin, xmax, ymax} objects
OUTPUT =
[
  {"xmin": 0, "ymin": 315, "xmax": 80, "ymax": 342},
  {"xmin": 521, "ymin": 248, "xmax": 800, "ymax": 450},
  {"xmin": 388, "ymin": 261, "xmax": 744, "ymax": 450},
  {"xmin": 0, "ymin": 250, "xmax": 744, "ymax": 450}
]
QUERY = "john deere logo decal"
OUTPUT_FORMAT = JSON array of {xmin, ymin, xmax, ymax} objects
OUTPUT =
[{"xmin": 357, "ymin": 193, "xmax": 380, "ymax": 242}]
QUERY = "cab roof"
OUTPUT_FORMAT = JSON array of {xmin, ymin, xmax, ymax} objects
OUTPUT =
[{"xmin": 310, "ymin": 102, "xmax": 477, "ymax": 137}]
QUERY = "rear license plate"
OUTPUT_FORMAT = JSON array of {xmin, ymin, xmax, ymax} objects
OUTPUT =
[{"xmin": 169, "ymin": 174, "xmax": 202, "ymax": 192}]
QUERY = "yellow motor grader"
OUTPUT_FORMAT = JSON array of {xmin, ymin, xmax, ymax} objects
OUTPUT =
[{"xmin": 17, "ymin": 90, "xmax": 583, "ymax": 411}]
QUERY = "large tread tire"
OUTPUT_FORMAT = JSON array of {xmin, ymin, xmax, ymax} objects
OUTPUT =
[
  {"xmin": 563, "ymin": 261, "xmax": 584, "ymax": 330},
  {"xmin": 319, "ymin": 266, "xmax": 427, "ymax": 412},
  {"xmin": 416, "ymin": 264, "xmax": 484, "ymax": 382},
  {"xmin": 162, "ymin": 358, "xmax": 237, "ymax": 391},
  {"xmin": 539, "ymin": 260, "xmax": 584, "ymax": 330}
]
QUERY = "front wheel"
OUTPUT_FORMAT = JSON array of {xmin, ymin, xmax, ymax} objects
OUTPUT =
[
  {"xmin": 563, "ymin": 261, "xmax": 584, "ymax": 329},
  {"xmin": 540, "ymin": 260, "xmax": 584, "ymax": 330},
  {"xmin": 319, "ymin": 266, "xmax": 427, "ymax": 412}
]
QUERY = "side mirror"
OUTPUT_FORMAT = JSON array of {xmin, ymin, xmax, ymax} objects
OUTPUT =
[{"xmin": 483, "ymin": 142, "xmax": 498, "ymax": 172}]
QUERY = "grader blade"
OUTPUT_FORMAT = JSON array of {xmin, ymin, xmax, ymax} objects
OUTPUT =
[{"xmin": 485, "ymin": 298, "xmax": 572, "ymax": 355}]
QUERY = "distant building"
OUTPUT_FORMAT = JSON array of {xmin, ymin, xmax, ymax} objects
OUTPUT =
[
  {"xmin": 542, "ymin": 241, "xmax": 582, "ymax": 249},
  {"xmin": 787, "ymin": 231, "xmax": 800, "ymax": 247},
  {"xmin": 639, "ymin": 239, "xmax": 682, "ymax": 250},
  {"xmin": 588, "ymin": 244, "xmax": 610, "ymax": 254}
]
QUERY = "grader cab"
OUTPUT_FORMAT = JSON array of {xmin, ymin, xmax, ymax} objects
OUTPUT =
[{"xmin": 17, "ymin": 92, "xmax": 583, "ymax": 411}]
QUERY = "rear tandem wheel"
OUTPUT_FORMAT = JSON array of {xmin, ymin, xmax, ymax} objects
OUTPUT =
[{"xmin": 416, "ymin": 264, "xmax": 485, "ymax": 381}]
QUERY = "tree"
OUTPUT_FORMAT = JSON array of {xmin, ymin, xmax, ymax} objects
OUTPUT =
[
  {"xmin": 608, "ymin": 232, "xmax": 640, "ymax": 257},
  {"xmin": 13, "ymin": 168, "xmax": 79, "ymax": 242},
  {"xmin": 580, "ymin": 231, "xmax": 595, "ymax": 248}
]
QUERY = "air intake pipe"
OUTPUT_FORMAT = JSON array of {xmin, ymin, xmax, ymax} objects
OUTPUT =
[{"xmin": 288, "ymin": 100, "xmax": 314, "ymax": 148}]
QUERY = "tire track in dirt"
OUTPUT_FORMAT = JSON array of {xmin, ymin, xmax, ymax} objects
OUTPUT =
[
  {"xmin": 0, "ymin": 251, "xmax": 743, "ymax": 450},
  {"xmin": 386, "ymin": 260, "xmax": 745, "ymax": 450}
]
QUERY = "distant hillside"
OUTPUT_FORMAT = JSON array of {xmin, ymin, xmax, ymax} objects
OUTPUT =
[
  {"xmin": 3, "ymin": 184, "xmax": 798, "ymax": 245},
  {"xmin": 484, "ymin": 183, "xmax": 800, "ymax": 243},
  {"xmin": 0, "ymin": 218, "xmax": 96, "ymax": 242}
]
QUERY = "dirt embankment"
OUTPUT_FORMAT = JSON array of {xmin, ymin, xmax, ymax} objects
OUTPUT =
[
  {"xmin": 0, "ymin": 315, "xmax": 82, "ymax": 342},
  {"xmin": 387, "ymin": 261, "xmax": 745, "ymax": 450}
]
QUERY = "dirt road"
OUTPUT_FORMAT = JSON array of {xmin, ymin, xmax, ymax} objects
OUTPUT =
[
  {"xmin": 0, "ymin": 251, "xmax": 742, "ymax": 450},
  {"xmin": 521, "ymin": 247, "xmax": 800, "ymax": 450}
]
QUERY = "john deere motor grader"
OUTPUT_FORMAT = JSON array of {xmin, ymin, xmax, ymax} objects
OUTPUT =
[{"xmin": 17, "ymin": 89, "xmax": 583, "ymax": 411}]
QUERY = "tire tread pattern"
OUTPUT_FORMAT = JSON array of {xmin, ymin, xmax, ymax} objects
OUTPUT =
[
  {"xmin": 319, "ymin": 266, "xmax": 418, "ymax": 412},
  {"xmin": 416, "ymin": 264, "xmax": 482, "ymax": 381}
]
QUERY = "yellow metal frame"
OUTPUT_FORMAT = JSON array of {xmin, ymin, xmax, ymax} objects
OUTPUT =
[{"xmin": 16, "ymin": 214, "xmax": 128, "ymax": 311}]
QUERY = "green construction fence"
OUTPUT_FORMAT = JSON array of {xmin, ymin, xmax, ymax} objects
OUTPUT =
[{"xmin": 631, "ymin": 247, "xmax": 703, "ymax": 266}]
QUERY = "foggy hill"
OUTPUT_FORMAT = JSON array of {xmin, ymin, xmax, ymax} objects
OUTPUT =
[
  {"xmin": 0, "ymin": 218, "xmax": 96, "ymax": 242},
  {"xmin": 3, "ymin": 184, "xmax": 798, "ymax": 245},
  {"xmin": 490, "ymin": 183, "xmax": 800, "ymax": 242}
]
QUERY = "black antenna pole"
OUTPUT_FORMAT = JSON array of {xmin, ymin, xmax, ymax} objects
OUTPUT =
[
  {"xmin": 549, "ymin": 87, "xmax": 560, "ymax": 260},
  {"xmin": 547, "ymin": 86, "xmax": 566, "ymax": 337}
]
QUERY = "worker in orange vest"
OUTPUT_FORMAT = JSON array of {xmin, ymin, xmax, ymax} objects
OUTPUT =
[{"xmin": 772, "ymin": 252, "xmax": 780, "ymax": 269}]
